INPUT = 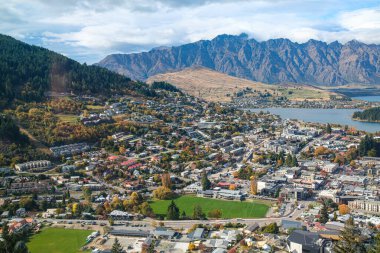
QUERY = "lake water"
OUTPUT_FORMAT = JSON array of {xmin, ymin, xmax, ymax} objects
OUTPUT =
[
  {"xmin": 352, "ymin": 96, "xmax": 380, "ymax": 102},
  {"xmin": 249, "ymin": 108, "xmax": 380, "ymax": 133}
]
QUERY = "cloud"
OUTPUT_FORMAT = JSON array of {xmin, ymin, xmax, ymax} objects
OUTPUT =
[{"xmin": 1, "ymin": 0, "xmax": 380, "ymax": 63}]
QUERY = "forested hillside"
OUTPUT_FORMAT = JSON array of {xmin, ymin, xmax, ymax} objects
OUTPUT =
[
  {"xmin": 353, "ymin": 107, "xmax": 380, "ymax": 122},
  {"xmin": 0, "ymin": 34, "xmax": 155, "ymax": 108}
]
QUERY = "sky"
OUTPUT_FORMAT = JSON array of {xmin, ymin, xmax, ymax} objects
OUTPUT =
[{"xmin": 1, "ymin": 0, "xmax": 380, "ymax": 63}]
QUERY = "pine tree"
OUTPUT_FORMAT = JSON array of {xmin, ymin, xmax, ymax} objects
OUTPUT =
[
  {"xmin": 13, "ymin": 241, "xmax": 28, "ymax": 253},
  {"xmin": 111, "ymin": 238, "xmax": 123, "ymax": 253},
  {"xmin": 291, "ymin": 155, "xmax": 298, "ymax": 167},
  {"xmin": 181, "ymin": 210, "xmax": 187, "ymax": 219},
  {"xmin": 167, "ymin": 200, "xmax": 180, "ymax": 220},
  {"xmin": 201, "ymin": 172, "xmax": 211, "ymax": 191},
  {"xmin": 326, "ymin": 123, "xmax": 332, "ymax": 134},
  {"xmin": 370, "ymin": 233, "xmax": 380, "ymax": 253},
  {"xmin": 333, "ymin": 217, "xmax": 365, "ymax": 253},
  {"xmin": 192, "ymin": 204, "xmax": 205, "ymax": 220},
  {"xmin": 319, "ymin": 202, "xmax": 329, "ymax": 224},
  {"xmin": 285, "ymin": 155, "xmax": 293, "ymax": 167}
]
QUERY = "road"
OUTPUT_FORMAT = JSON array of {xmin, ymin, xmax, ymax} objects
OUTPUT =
[{"xmin": 36, "ymin": 209, "xmax": 304, "ymax": 230}]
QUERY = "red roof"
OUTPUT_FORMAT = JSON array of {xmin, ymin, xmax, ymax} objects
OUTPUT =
[
  {"xmin": 121, "ymin": 159, "xmax": 137, "ymax": 166},
  {"xmin": 128, "ymin": 163, "xmax": 142, "ymax": 170},
  {"xmin": 108, "ymin": 155, "xmax": 119, "ymax": 161}
]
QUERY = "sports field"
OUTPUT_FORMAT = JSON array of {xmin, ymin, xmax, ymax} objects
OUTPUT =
[
  {"xmin": 150, "ymin": 195, "xmax": 270, "ymax": 219},
  {"xmin": 27, "ymin": 228, "xmax": 93, "ymax": 253}
]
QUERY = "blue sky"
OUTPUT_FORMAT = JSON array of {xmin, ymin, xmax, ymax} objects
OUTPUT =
[{"xmin": 1, "ymin": 0, "xmax": 380, "ymax": 63}]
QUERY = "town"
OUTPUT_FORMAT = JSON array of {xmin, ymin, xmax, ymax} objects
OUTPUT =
[{"xmin": 1, "ymin": 84, "xmax": 379, "ymax": 253}]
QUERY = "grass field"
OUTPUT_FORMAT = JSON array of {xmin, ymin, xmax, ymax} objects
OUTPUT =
[
  {"xmin": 56, "ymin": 114, "xmax": 79, "ymax": 123},
  {"xmin": 86, "ymin": 105, "xmax": 105, "ymax": 111},
  {"xmin": 150, "ymin": 195, "xmax": 270, "ymax": 219},
  {"xmin": 27, "ymin": 228, "xmax": 93, "ymax": 253}
]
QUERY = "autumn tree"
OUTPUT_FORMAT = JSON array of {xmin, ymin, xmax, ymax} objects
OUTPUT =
[
  {"xmin": 338, "ymin": 204, "xmax": 350, "ymax": 215},
  {"xmin": 250, "ymin": 176, "xmax": 257, "ymax": 195},
  {"xmin": 208, "ymin": 209, "xmax": 222, "ymax": 219},
  {"xmin": 161, "ymin": 173, "xmax": 172, "ymax": 188},
  {"xmin": 153, "ymin": 186, "xmax": 174, "ymax": 200},
  {"xmin": 314, "ymin": 146, "xmax": 329, "ymax": 157},
  {"xmin": 188, "ymin": 242, "xmax": 196, "ymax": 251},
  {"xmin": 140, "ymin": 202, "xmax": 154, "ymax": 217},
  {"xmin": 129, "ymin": 192, "xmax": 143, "ymax": 206},
  {"xmin": 229, "ymin": 184, "xmax": 237, "ymax": 190}
]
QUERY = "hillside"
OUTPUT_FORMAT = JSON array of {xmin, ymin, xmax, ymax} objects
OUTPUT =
[
  {"xmin": 0, "ymin": 34, "xmax": 155, "ymax": 108},
  {"xmin": 147, "ymin": 67, "xmax": 339, "ymax": 102},
  {"xmin": 98, "ymin": 34, "xmax": 380, "ymax": 86},
  {"xmin": 353, "ymin": 107, "xmax": 380, "ymax": 122}
]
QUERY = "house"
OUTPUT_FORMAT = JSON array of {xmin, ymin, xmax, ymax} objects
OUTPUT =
[
  {"xmin": 109, "ymin": 229, "xmax": 150, "ymax": 237},
  {"xmin": 1, "ymin": 211, "xmax": 9, "ymax": 218},
  {"xmin": 152, "ymin": 227, "xmax": 178, "ymax": 239},
  {"xmin": 204, "ymin": 239, "xmax": 229, "ymax": 250},
  {"xmin": 244, "ymin": 223, "xmax": 259, "ymax": 233},
  {"xmin": 281, "ymin": 220, "xmax": 303, "ymax": 232},
  {"xmin": 188, "ymin": 228, "xmax": 206, "ymax": 240},
  {"xmin": 15, "ymin": 160, "xmax": 51, "ymax": 172},
  {"xmin": 15, "ymin": 208, "xmax": 26, "ymax": 217},
  {"xmin": 108, "ymin": 210, "xmax": 133, "ymax": 220},
  {"xmin": 42, "ymin": 208, "xmax": 58, "ymax": 218},
  {"xmin": 50, "ymin": 143, "xmax": 90, "ymax": 157},
  {"xmin": 287, "ymin": 230, "xmax": 332, "ymax": 253},
  {"xmin": 214, "ymin": 189, "xmax": 245, "ymax": 201}
]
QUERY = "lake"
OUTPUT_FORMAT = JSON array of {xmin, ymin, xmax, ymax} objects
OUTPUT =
[
  {"xmin": 352, "ymin": 96, "xmax": 380, "ymax": 102},
  {"xmin": 248, "ymin": 108, "xmax": 380, "ymax": 133}
]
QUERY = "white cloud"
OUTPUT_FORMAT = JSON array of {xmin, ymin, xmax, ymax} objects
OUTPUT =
[{"xmin": 1, "ymin": 0, "xmax": 380, "ymax": 63}]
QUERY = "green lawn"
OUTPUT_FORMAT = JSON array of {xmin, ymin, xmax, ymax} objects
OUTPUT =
[
  {"xmin": 28, "ymin": 228, "xmax": 93, "ymax": 253},
  {"xmin": 150, "ymin": 195, "xmax": 270, "ymax": 219}
]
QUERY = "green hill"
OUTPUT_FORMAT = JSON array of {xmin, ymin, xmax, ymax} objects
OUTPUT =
[{"xmin": 0, "ymin": 34, "xmax": 155, "ymax": 107}]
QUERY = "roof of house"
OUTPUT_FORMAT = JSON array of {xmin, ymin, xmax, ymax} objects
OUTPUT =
[
  {"xmin": 153, "ymin": 227, "xmax": 176, "ymax": 238},
  {"xmin": 288, "ymin": 230, "xmax": 319, "ymax": 246},
  {"xmin": 281, "ymin": 219, "xmax": 303, "ymax": 229},
  {"xmin": 109, "ymin": 229, "xmax": 150, "ymax": 237}
]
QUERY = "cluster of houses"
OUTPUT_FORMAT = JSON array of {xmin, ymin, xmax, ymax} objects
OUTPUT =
[{"xmin": 50, "ymin": 143, "xmax": 90, "ymax": 157}]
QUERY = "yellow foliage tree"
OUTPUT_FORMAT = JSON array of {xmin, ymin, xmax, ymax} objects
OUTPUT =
[
  {"xmin": 111, "ymin": 195, "xmax": 120, "ymax": 209},
  {"xmin": 188, "ymin": 242, "xmax": 196, "ymax": 251},
  {"xmin": 72, "ymin": 203, "xmax": 80, "ymax": 215},
  {"xmin": 250, "ymin": 176, "xmax": 258, "ymax": 195},
  {"xmin": 153, "ymin": 186, "xmax": 173, "ymax": 200},
  {"xmin": 338, "ymin": 204, "xmax": 350, "ymax": 215},
  {"xmin": 314, "ymin": 146, "xmax": 329, "ymax": 157},
  {"xmin": 161, "ymin": 173, "xmax": 172, "ymax": 188}
]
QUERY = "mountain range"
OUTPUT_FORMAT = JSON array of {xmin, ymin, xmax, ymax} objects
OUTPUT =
[{"xmin": 97, "ymin": 34, "xmax": 380, "ymax": 86}]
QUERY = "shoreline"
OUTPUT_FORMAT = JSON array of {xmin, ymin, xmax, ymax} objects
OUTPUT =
[{"xmin": 352, "ymin": 117, "xmax": 380, "ymax": 123}]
